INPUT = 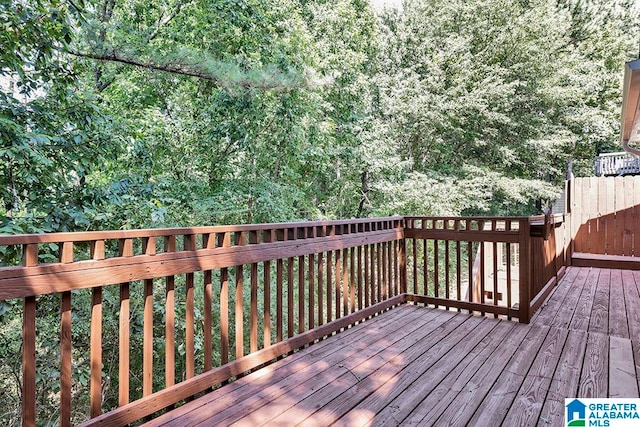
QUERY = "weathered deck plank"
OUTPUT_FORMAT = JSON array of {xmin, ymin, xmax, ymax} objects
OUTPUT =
[
  {"xmin": 578, "ymin": 332, "xmax": 609, "ymax": 398},
  {"xmin": 501, "ymin": 326, "xmax": 569, "ymax": 426},
  {"xmin": 568, "ymin": 267, "xmax": 600, "ymax": 331},
  {"xmin": 370, "ymin": 320, "xmax": 515, "ymax": 426},
  {"xmin": 266, "ymin": 314, "xmax": 481, "ymax": 426},
  {"xmin": 548, "ymin": 266, "xmax": 590, "ymax": 329},
  {"xmin": 589, "ymin": 268, "xmax": 610, "ymax": 334},
  {"xmin": 143, "ymin": 266, "xmax": 640, "ymax": 427},
  {"xmin": 466, "ymin": 324, "xmax": 550, "ymax": 426},
  {"xmin": 538, "ymin": 329, "xmax": 588, "ymax": 426},
  {"xmin": 413, "ymin": 322, "xmax": 530, "ymax": 426},
  {"xmin": 609, "ymin": 269, "xmax": 629, "ymax": 338}
]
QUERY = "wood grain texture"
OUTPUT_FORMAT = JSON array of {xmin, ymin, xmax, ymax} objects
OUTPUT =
[
  {"xmin": 501, "ymin": 327, "xmax": 568, "ymax": 426},
  {"xmin": 468, "ymin": 324, "xmax": 550, "ymax": 426},
  {"xmin": 589, "ymin": 268, "xmax": 610, "ymax": 334},
  {"xmin": 579, "ymin": 332, "xmax": 608, "ymax": 398}
]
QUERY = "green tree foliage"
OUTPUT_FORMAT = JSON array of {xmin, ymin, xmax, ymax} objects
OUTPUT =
[
  {"xmin": 367, "ymin": 0, "xmax": 639, "ymax": 216},
  {"xmin": 1, "ymin": 0, "xmax": 639, "ymax": 423}
]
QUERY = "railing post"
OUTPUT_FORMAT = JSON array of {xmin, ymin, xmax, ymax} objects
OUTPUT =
[
  {"xmin": 399, "ymin": 219, "xmax": 407, "ymax": 294},
  {"xmin": 519, "ymin": 219, "xmax": 532, "ymax": 323}
]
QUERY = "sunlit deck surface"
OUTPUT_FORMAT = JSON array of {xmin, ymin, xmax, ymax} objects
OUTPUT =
[{"xmin": 146, "ymin": 266, "xmax": 640, "ymax": 427}]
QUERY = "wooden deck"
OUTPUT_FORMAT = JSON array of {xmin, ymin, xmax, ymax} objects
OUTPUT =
[{"xmin": 146, "ymin": 266, "xmax": 640, "ymax": 426}]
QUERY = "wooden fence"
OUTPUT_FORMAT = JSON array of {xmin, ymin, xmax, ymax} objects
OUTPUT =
[
  {"xmin": 572, "ymin": 176, "xmax": 640, "ymax": 256},
  {"xmin": 0, "ymin": 215, "xmax": 566, "ymax": 426}
]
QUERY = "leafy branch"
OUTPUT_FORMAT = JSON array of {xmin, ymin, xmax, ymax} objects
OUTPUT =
[{"xmin": 67, "ymin": 46, "xmax": 315, "ymax": 92}]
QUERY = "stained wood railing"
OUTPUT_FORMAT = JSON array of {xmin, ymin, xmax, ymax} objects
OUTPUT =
[
  {"xmin": 0, "ymin": 214, "xmax": 569, "ymax": 426},
  {"xmin": 404, "ymin": 215, "xmax": 567, "ymax": 322},
  {"xmin": 0, "ymin": 217, "xmax": 405, "ymax": 426}
]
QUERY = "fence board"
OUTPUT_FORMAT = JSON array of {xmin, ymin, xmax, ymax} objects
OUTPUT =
[{"xmin": 573, "ymin": 177, "xmax": 640, "ymax": 256}]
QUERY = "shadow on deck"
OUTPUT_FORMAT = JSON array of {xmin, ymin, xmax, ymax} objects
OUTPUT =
[{"xmin": 145, "ymin": 266, "xmax": 639, "ymax": 427}]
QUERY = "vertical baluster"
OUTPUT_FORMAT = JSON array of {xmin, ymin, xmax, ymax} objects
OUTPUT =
[
  {"xmin": 480, "ymin": 234, "xmax": 486, "ymax": 307},
  {"xmin": 308, "ymin": 226, "xmax": 315, "ymax": 330},
  {"xmin": 59, "ymin": 242, "xmax": 73, "ymax": 426},
  {"xmin": 143, "ymin": 237, "xmax": 155, "ymax": 395},
  {"xmin": 263, "ymin": 230, "xmax": 272, "ymax": 347},
  {"xmin": 393, "ymin": 239, "xmax": 399, "ymax": 296},
  {"xmin": 391, "ymin": 239, "xmax": 397, "ymax": 296},
  {"xmin": 468, "ymin": 241, "xmax": 474, "ymax": 305},
  {"xmin": 364, "ymin": 244, "xmax": 370, "ymax": 306},
  {"xmin": 335, "ymin": 249, "xmax": 341, "ymax": 320},
  {"xmin": 350, "ymin": 245, "xmax": 356, "ymax": 313},
  {"xmin": 298, "ymin": 228, "xmax": 305, "ymax": 334},
  {"xmin": 235, "ymin": 232, "xmax": 246, "ymax": 359},
  {"xmin": 22, "ymin": 250, "xmax": 37, "ymax": 427},
  {"xmin": 165, "ymin": 236, "xmax": 176, "ymax": 386},
  {"xmin": 276, "ymin": 229, "xmax": 284, "ymax": 342},
  {"xmin": 286, "ymin": 229, "xmax": 294, "ymax": 338},
  {"xmin": 287, "ymin": 257, "xmax": 295, "ymax": 338},
  {"xmin": 60, "ymin": 290, "xmax": 72, "ymax": 426},
  {"xmin": 505, "ymin": 220, "xmax": 512, "ymax": 320},
  {"xmin": 411, "ymin": 234, "xmax": 418, "ymax": 294},
  {"xmin": 90, "ymin": 240, "xmax": 104, "ymax": 417},
  {"xmin": 184, "ymin": 234, "xmax": 196, "ymax": 378},
  {"xmin": 377, "ymin": 242, "xmax": 382, "ymax": 303},
  {"xmin": 454, "ymin": 221, "xmax": 461, "ymax": 306},
  {"xmin": 399, "ymin": 225, "xmax": 407, "ymax": 295},
  {"xmin": 423, "ymin": 224, "xmax": 428, "ymax": 296},
  {"xmin": 381, "ymin": 241, "xmax": 387, "ymax": 301},
  {"xmin": 317, "ymin": 250, "xmax": 324, "ymax": 326},
  {"xmin": 445, "ymin": 236, "xmax": 450, "ymax": 305},
  {"xmin": 220, "ymin": 232, "xmax": 231, "ymax": 362},
  {"xmin": 357, "ymin": 244, "xmax": 363, "ymax": 311},
  {"xmin": 492, "ymin": 221, "xmax": 499, "ymax": 318},
  {"xmin": 249, "ymin": 231, "xmax": 259, "ymax": 353},
  {"xmin": 370, "ymin": 242, "xmax": 376, "ymax": 304},
  {"xmin": 342, "ymin": 247, "xmax": 349, "ymax": 316},
  {"xmin": 203, "ymin": 233, "xmax": 215, "ymax": 371},
  {"xmin": 433, "ymin": 238, "xmax": 439, "ymax": 308},
  {"xmin": 327, "ymin": 248, "xmax": 333, "ymax": 323},
  {"xmin": 119, "ymin": 238, "xmax": 133, "ymax": 405}
]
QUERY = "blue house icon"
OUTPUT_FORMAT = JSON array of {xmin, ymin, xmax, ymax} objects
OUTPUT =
[{"xmin": 567, "ymin": 399, "xmax": 587, "ymax": 422}]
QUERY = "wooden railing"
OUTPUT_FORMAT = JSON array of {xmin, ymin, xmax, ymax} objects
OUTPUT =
[
  {"xmin": 0, "ymin": 214, "xmax": 569, "ymax": 426},
  {"xmin": 404, "ymin": 215, "xmax": 567, "ymax": 322}
]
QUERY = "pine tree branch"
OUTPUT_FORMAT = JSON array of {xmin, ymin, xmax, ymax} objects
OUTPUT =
[{"xmin": 66, "ymin": 48, "xmax": 305, "ymax": 92}]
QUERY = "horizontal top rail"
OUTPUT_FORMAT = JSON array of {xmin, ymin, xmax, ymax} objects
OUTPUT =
[
  {"xmin": 0, "ymin": 216, "xmax": 404, "ymax": 245},
  {"xmin": 0, "ymin": 227, "xmax": 403, "ymax": 300}
]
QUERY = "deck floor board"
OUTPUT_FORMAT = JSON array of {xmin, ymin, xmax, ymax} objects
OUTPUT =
[{"xmin": 145, "ymin": 266, "xmax": 640, "ymax": 427}]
